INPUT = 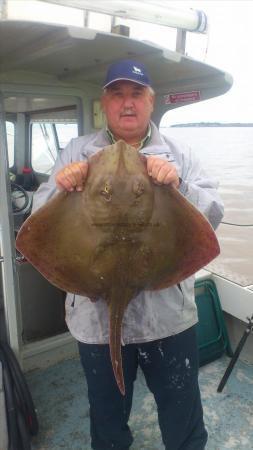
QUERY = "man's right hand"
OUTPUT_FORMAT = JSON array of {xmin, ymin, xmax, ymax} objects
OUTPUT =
[{"xmin": 55, "ymin": 161, "xmax": 88, "ymax": 192}]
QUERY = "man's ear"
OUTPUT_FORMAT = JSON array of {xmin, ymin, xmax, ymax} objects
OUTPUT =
[{"xmin": 150, "ymin": 93, "xmax": 155, "ymax": 112}]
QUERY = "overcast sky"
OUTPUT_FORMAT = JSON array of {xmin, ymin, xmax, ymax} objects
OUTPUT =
[
  {"xmin": 132, "ymin": 0, "xmax": 253, "ymax": 125},
  {"xmin": 9, "ymin": 0, "xmax": 253, "ymax": 124},
  {"xmin": 159, "ymin": 1, "xmax": 253, "ymax": 125}
]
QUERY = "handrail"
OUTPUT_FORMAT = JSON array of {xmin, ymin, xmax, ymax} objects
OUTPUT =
[{"xmin": 42, "ymin": 0, "xmax": 208, "ymax": 34}]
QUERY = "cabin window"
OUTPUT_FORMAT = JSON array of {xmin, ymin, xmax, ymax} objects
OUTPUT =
[
  {"xmin": 31, "ymin": 122, "xmax": 78, "ymax": 174},
  {"xmin": 6, "ymin": 121, "xmax": 15, "ymax": 167},
  {"xmin": 54, "ymin": 123, "xmax": 78, "ymax": 149}
]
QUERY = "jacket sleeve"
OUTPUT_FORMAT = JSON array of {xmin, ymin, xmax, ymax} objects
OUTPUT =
[
  {"xmin": 32, "ymin": 138, "xmax": 76, "ymax": 212},
  {"xmin": 178, "ymin": 146, "xmax": 224, "ymax": 230}
]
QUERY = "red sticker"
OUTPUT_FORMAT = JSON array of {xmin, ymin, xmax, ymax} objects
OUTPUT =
[{"xmin": 164, "ymin": 91, "xmax": 201, "ymax": 104}]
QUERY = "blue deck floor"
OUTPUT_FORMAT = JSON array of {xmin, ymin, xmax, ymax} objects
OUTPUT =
[{"xmin": 26, "ymin": 355, "xmax": 253, "ymax": 450}]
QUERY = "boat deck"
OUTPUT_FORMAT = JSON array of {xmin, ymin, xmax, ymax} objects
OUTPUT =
[
  {"xmin": 207, "ymin": 223, "xmax": 253, "ymax": 289},
  {"xmin": 27, "ymin": 354, "xmax": 253, "ymax": 450},
  {"xmin": 207, "ymin": 185, "xmax": 253, "ymax": 289}
]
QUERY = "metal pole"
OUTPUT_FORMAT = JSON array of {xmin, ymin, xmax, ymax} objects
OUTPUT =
[
  {"xmin": 0, "ymin": 92, "xmax": 22, "ymax": 355},
  {"xmin": 217, "ymin": 315, "xmax": 253, "ymax": 392},
  {"xmin": 83, "ymin": 9, "xmax": 89, "ymax": 28},
  {"xmin": 176, "ymin": 29, "xmax": 187, "ymax": 54}
]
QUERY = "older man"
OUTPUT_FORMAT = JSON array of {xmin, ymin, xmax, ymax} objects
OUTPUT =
[{"xmin": 33, "ymin": 59, "xmax": 223, "ymax": 450}]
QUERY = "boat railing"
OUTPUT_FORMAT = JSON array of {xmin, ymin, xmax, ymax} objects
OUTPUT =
[{"xmin": 0, "ymin": 0, "xmax": 208, "ymax": 55}]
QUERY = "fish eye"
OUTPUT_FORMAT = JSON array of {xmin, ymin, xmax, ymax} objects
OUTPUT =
[
  {"xmin": 100, "ymin": 182, "xmax": 112, "ymax": 201},
  {"xmin": 133, "ymin": 180, "xmax": 145, "ymax": 197}
]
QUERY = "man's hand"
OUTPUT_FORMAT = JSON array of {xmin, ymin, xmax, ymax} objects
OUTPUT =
[
  {"xmin": 147, "ymin": 156, "xmax": 180, "ymax": 188},
  {"xmin": 55, "ymin": 161, "xmax": 88, "ymax": 192}
]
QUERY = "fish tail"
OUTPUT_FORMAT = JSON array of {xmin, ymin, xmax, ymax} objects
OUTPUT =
[{"xmin": 109, "ymin": 302, "xmax": 126, "ymax": 396}]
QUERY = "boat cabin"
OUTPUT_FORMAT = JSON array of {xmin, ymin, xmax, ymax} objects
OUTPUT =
[
  {"xmin": 1, "ymin": 4, "xmax": 253, "ymax": 449},
  {"xmin": 0, "ymin": 17, "xmax": 236, "ymax": 371}
]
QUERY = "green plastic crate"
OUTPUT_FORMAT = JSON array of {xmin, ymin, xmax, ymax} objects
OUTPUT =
[{"xmin": 195, "ymin": 279, "xmax": 233, "ymax": 366}]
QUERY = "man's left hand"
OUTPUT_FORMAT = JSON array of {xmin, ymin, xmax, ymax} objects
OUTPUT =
[{"xmin": 147, "ymin": 156, "xmax": 180, "ymax": 188}]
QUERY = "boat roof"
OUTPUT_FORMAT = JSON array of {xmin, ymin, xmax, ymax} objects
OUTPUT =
[{"xmin": 0, "ymin": 20, "xmax": 232, "ymax": 112}]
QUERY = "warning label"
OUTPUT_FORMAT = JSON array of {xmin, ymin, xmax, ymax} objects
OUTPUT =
[{"xmin": 164, "ymin": 91, "xmax": 201, "ymax": 104}]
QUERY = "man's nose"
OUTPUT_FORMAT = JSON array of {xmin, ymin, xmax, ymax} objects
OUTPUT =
[{"xmin": 122, "ymin": 95, "xmax": 134, "ymax": 108}]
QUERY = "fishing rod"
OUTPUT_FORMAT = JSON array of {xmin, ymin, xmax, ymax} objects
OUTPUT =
[
  {"xmin": 217, "ymin": 314, "xmax": 253, "ymax": 393},
  {"xmin": 0, "ymin": 341, "xmax": 39, "ymax": 450}
]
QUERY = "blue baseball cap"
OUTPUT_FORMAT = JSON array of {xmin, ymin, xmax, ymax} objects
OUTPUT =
[{"xmin": 103, "ymin": 59, "xmax": 151, "ymax": 89}]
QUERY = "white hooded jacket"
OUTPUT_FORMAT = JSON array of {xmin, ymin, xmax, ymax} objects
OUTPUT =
[{"xmin": 32, "ymin": 122, "xmax": 224, "ymax": 344}]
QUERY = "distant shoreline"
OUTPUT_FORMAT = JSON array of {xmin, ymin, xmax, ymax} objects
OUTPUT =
[{"xmin": 166, "ymin": 123, "xmax": 253, "ymax": 128}]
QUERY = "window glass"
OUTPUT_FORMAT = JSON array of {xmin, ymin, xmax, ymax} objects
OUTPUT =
[
  {"xmin": 6, "ymin": 121, "xmax": 15, "ymax": 167},
  {"xmin": 55, "ymin": 123, "xmax": 78, "ymax": 149},
  {"xmin": 31, "ymin": 122, "xmax": 78, "ymax": 174},
  {"xmin": 31, "ymin": 123, "xmax": 58, "ymax": 174}
]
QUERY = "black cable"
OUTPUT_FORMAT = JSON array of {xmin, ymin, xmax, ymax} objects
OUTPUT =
[
  {"xmin": 217, "ymin": 316, "xmax": 253, "ymax": 393},
  {"xmin": 16, "ymin": 406, "xmax": 32, "ymax": 450},
  {"xmin": 221, "ymin": 221, "xmax": 253, "ymax": 227},
  {"xmin": 0, "ymin": 342, "xmax": 39, "ymax": 436},
  {"xmin": 0, "ymin": 348, "xmax": 20, "ymax": 450},
  {"xmin": 0, "ymin": 342, "xmax": 39, "ymax": 450}
]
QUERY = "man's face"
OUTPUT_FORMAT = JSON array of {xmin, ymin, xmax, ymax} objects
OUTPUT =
[{"xmin": 101, "ymin": 81, "xmax": 154, "ymax": 143}]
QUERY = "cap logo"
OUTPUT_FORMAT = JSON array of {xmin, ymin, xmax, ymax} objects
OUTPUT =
[
  {"xmin": 103, "ymin": 60, "xmax": 151, "ymax": 88},
  {"xmin": 132, "ymin": 65, "xmax": 143, "ymax": 76}
]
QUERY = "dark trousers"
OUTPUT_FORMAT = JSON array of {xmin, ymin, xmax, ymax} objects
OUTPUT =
[{"xmin": 78, "ymin": 326, "xmax": 208, "ymax": 450}]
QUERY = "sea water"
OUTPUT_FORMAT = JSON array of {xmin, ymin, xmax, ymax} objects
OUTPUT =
[
  {"xmin": 161, "ymin": 127, "xmax": 253, "ymax": 225},
  {"xmin": 161, "ymin": 126, "xmax": 253, "ymax": 285}
]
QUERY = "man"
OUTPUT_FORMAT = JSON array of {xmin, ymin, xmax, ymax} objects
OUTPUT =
[{"xmin": 33, "ymin": 59, "xmax": 224, "ymax": 450}]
